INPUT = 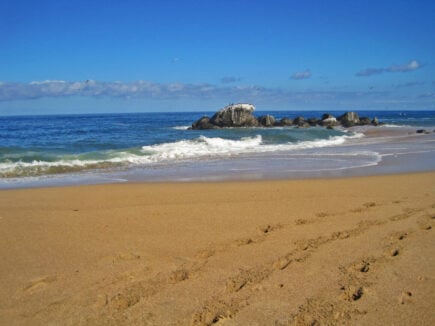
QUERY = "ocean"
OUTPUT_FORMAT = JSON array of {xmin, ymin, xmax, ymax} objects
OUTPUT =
[{"xmin": 1, "ymin": 110, "xmax": 434, "ymax": 188}]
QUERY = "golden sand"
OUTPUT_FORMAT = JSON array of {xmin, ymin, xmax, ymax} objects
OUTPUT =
[{"xmin": 0, "ymin": 173, "xmax": 434, "ymax": 325}]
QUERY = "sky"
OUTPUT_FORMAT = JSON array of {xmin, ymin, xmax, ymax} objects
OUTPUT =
[{"xmin": 0, "ymin": 0, "xmax": 434, "ymax": 115}]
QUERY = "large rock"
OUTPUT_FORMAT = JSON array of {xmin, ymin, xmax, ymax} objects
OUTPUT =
[
  {"xmin": 258, "ymin": 115, "xmax": 276, "ymax": 127},
  {"xmin": 307, "ymin": 118, "xmax": 320, "ymax": 126},
  {"xmin": 321, "ymin": 113, "xmax": 335, "ymax": 120},
  {"xmin": 320, "ymin": 114, "xmax": 338, "ymax": 127},
  {"xmin": 293, "ymin": 116, "xmax": 306, "ymax": 126},
  {"xmin": 338, "ymin": 112, "xmax": 360, "ymax": 127},
  {"xmin": 190, "ymin": 116, "xmax": 218, "ymax": 130},
  {"xmin": 276, "ymin": 117, "xmax": 293, "ymax": 126},
  {"xmin": 209, "ymin": 103, "xmax": 258, "ymax": 128},
  {"xmin": 359, "ymin": 117, "xmax": 371, "ymax": 125},
  {"xmin": 372, "ymin": 117, "xmax": 379, "ymax": 126},
  {"xmin": 190, "ymin": 103, "xmax": 258, "ymax": 129}
]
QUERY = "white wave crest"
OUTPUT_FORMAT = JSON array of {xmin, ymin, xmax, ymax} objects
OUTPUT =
[
  {"xmin": 141, "ymin": 135, "xmax": 263, "ymax": 161},
  {"xmin": 141, "ymin": 133, "xmax": 363, "ymax": 162},
  {"xmin": 172, "ymin": 125, "xmax": 190, "ymax": 130},
  {"xmin": 381, "ymin": 124, "xmax": 408, "ymax": 128},
  {"xmin": 0, "ymin": 133, "xmax": 363, "ymax": 177}
]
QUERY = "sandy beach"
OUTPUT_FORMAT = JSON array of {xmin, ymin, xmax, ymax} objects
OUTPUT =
[{"xmin": 0, "ymin": 173, "xmax": 434, "ymax": 325}]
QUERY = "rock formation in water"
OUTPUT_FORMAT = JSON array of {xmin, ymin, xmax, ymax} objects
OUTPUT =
[
  {"xmin": 189, "ymin": 104, "xmax": 382, "ymax": 130},
  {"xmin": 210, "ymin": 103, "xmax": 259, "ymax": 127}
]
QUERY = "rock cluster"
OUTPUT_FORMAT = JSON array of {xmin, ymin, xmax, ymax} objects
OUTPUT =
[{"xmin": 190, "ymin": 103, "xmax": 382, "ymax": 130}]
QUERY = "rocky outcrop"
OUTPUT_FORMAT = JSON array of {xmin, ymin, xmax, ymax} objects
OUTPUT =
[
  {"xmin": 258, "ymin": 115, "xmax": 276, "ymax": 127},
  {"xmin": 293, "ymin": 117, "xmax": 307, "ymax": 127},
  {"xmin": 191, "ymin": 116, "xmax": 219, "ymax": 130},
  {"xmin": 359, "ymin": 117, "xmax": 372, "ymax": 125},
  {"xmin": 276, "ymin": 117, "xmax": 293, "ymax": 126},
  {"xmin": 338, "ymin": 112, "xmax": 360, "ymax": 127},
  {"xmin": 372, "ymin": 117, "xmax": 379, "ymax": 126},
  {"xmin": 209, "ymin": 103, "xmax": 258, "ymax": 127},
  {"xmin": 320, "ymin": 114, "xmax": 338, "ymax": 127},
  {"xmin": 190, "ymin": 105, "xmax": 382, "ymax": 130},
  {"xmin": 307, "ymin": 118, "xmax": 320, "ymax": 126},
  {"xmin": 416, "ymin": 129, "xmax": 431, "ymax": 134}
]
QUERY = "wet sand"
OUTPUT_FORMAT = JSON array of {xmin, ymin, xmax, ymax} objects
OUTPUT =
[{"xmin": 0, "ymin": 173, "xmax": 434, "ymax": 325}]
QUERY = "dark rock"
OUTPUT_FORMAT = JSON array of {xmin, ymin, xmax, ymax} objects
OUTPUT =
[
  {"xmin": 338, "ymin": 112, "xmax": 360, "ymax": 127},
  {"xmin": 190, "ymin": 106, "xmax": 382, "ymax": 130},
  {"xmin": 307, "ymin": 118, "xmax": 320, "ymax": 126},
  {"xmin": 326, "ymin": 125, "xmax": 335, "ymax": 130},
  {"xmin": 416, "ymin": 129, "xmax": 429, "ymax": 134},
  {"xmin": 320, "ymin": 115, "xmax": 338, "ymax": 127},
  {"xmin": 276, "ymin": 117, "xmax": 293, "ymax": 126},
  {"xmin": 209, "ymin": 103, "xmax": 258, "ymax": 128},
  {"xmin": 297, "ymin": 122, "xmax": 311, "ymax": 128},
  {"xmin": 372, "ymin": 117, "xmax": 379, "ymax": 126},
  {"xmin": 359, "ymin": 117, "xmax": 371, "ymax": 125},
  {"xmin": 258, "ymin": 115, "xmax": 276, "ymax": 127},
  {"xmin": 321, "ymin": 113, "xmax": 335, "ymax": 120},
  {"xmin": 190, "ymin": 116, "xmax": 218, "ymax": 130},
  {"xmin": 293, "ymin": 116, "xmax": 306, "ymax": 127}
]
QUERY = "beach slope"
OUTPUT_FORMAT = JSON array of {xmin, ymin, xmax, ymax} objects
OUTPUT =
[{"xmin": 0, "ymin": 173, "xmax": 434, "ymax": 325}]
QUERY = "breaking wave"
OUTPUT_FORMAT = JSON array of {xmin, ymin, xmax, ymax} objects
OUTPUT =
[{"xmin": 0, "ymin": 133, "xmax": 363, "ymax": 178}]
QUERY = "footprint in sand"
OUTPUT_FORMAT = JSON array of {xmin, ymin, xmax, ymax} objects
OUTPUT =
[
  {"xmin": 191, "ymin": 299, "xmax": 243, "ymax": 326},
  {"xmin": 353, "ymin": 260, "xmax": 371, "ymax": 273},
  {"xmin": 272, "ymin": 256, "xmax": 292, "ymax": 270},
  {"xmin": 256, "ymin": 223, "xmax": 282, "ymax": 236},
  {"xmin": 363, "ymin": 202, "xmax": 377, "ymax": 208},
  {"xmin": 389, "ymin": 248, "xmax": 400, "ymax": 257},
  {"xmin": 195, "ymin": 249, "xmax": 216, "ymax": 259},
  {"xmin": 168, "ymin": 269, "xmax": 189, "ymax": 284},
  {"xmin": 340, "ymin": 285, "xmax": 364, "ymax": 301},
  {"xmin": 225, "ymin": 268, "xmax": 270, "ymax": 293},
  {"xmin": 23, "ymin": 275, "xmax": 57, "ymax": 293},
  {"xmin": 417, "ymin": 214, "xmax": 433, "ymax": 230},
  {"xmin": 256, "ymin": 224, "xmax": 272, "ymax": 235},
  {"xmin": 398, "ymin": 291, "xmax": 413, "ymax": 305},
  {"xmin": 235, "ymin": 238, "xmax": 254, "ymax": 246},
  {"xmin": 295, "ymin": 218, "xmax": 308, "ymax": 225},
  {"xmin": 98, "ymin": 252, "xmax": 141, "ymax": 265}
]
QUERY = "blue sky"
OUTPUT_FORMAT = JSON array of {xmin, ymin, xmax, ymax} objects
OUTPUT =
[{"xmin": 0, "ymin": 0, "xmax": 434, "ymax": 115}]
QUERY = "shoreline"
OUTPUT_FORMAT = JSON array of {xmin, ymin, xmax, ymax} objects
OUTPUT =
[
  {"xmin": 1, "ymin": 172, "xmax": 434, "ymax": 325},
  {"xmin": 4, "ymin": 129, "xmax": 435, "ymax": 190},
  {"xmin": 1, "ymin": 126, "xmax": 434, "ymax": 190}
]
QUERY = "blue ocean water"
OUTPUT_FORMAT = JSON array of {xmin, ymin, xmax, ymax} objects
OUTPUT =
[{"xmin": 0, "ymin": 110, "xmax": 434, "ymax": 184}]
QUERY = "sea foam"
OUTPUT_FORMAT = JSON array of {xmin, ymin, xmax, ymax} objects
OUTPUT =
[{"xmin": 0, "ymin": 133, "xmax": 363, "ymax": 178}]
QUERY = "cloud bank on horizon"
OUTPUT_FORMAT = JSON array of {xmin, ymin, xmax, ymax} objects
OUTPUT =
[
  {"xmin": 1, "ymin": 78, "xmax": 433, "ymax": 113},
  {"xmin": 0, "ymin": 80, "xmax": 381, "ymax": 102},
  {"xmin": 0, "ymin": 58, "xmax": 427, "ymax": 105}
]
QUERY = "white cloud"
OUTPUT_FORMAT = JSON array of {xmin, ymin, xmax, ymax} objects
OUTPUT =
[
  {"xmin": 29, "ymin": 80, "xmax": 67, "ymax": 85},
  {"xmin": 291, "ymin": 70, "xmax": 311, "ymax": 80},
  {"xmin": 387, "ymin": 60, "xmax": 420, "ymax": 72},
  {"xmin": 0, "ymin": 79, "xmax": 389, "ymax": 104},
  {"xmin": 356, "ymin": 60, "xmax": 422, "ymax": 77},
  {"xmin": 0, "ymin": 79, "xmax": 432, "ymax": 110}
]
